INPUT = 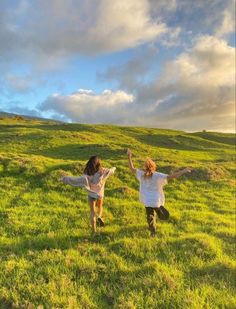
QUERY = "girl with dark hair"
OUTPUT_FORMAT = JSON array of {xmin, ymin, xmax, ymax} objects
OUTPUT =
[
  {"xmin": 127, "ymin": 149, "xmax": 191, "ymax": 236},
  {"xmin": 61, "ymin": 156, "xmax": 115, "ymax": 233}
]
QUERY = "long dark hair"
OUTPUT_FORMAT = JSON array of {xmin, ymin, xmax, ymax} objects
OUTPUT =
[{"xmin": 84, "ymin": 156, "xmax": 102, "ymax": 176}]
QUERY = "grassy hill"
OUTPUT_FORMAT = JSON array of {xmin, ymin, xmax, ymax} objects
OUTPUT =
[
  {"xmin": 0, "ymin": 111, "xmax": 59, "ymax": 122},
  {"xmin": 0, "ymin": 117, "xmax": 235, "ymax": 309}
]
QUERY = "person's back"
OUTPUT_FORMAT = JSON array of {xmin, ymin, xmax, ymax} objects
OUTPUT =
[
  {"xmin": 87, "ymin": 167, "xmax": 116, "ymax": 198},
  {"xmin": 136, "ymin": 170, "xmax": 167, "ymax": 208},
  {"xmin": 127, "ymin": 148, "xmax": 191, "ymax": 236},
  {"xmin": 61, "ymin": 155, "xmax": 115, "ymax": 234}
]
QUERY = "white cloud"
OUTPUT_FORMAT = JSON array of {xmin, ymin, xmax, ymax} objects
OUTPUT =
[
  {"xmin": 0, "ymin": 0, "xmax": 234, "ymax": 69},
  {"xmin": 84, "ymin": 0, "xmax": 168, "ymax": 54},
  {"xmin": 40, "ymin": 89, "xmax": 134, "ymax": 124},
  {"xmin": 162, "ymin": 36, "xmax": 235, "ymax": 86},
  {"xmin": 150, "ymin": 0, "xmax": 234, "ymax": 43},
  {"xmin": 135, "ymin": 35, "xmax": 235, "ymax": 131},
  {"xmin": 1, "ymin": 1, "xmax": 235, "ymax": 132},
  {"xmin": 0, "ymin": 0, "xmax": 168, "ymax": 61},
  {"xmin": 39, "ymin": 35, "xmax": 235, "ymax": 131},
  {"xmin": 215, "ymin": 3, "xmax": 235, "ymax": 38}
]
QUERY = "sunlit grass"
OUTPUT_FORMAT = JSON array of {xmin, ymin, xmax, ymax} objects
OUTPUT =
[{"xmin": 0, "ymin": 117, "xmax": 235, "ymax": 308}]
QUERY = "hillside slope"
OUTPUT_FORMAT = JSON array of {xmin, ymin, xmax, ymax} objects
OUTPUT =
[
  {"xmin": 0, "ymin": 118, "xmax": 235, "ymax": 308},
  {"xmin": 0, "ymin": 111, "xmax": 60, "ymax": 122}
]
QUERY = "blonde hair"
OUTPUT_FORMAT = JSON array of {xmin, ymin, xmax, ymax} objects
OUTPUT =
[{"xmin": 143, "ymin": 158, "xmax": 156, "ymax": 178}]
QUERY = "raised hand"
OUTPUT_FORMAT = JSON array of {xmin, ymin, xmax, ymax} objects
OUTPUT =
[{"xmin": 127, "ymin": 148, "xmax": 132, "ymax": 157}]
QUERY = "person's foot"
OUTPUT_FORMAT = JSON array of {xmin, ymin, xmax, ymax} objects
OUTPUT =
[
  {"xmin": 97, "ymin": 217, "xmax": 105, "ymax": 227},
  {"xmin": 149, "ymin": 226, "xmax": 156, "ymax": 237}
]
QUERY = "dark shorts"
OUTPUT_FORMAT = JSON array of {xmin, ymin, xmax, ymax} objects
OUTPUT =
[
  {"xmin": 88, "ymin": 195, "xmax": 102, "ymax": 203},
  {"xmin": 145, "ymin": 206, "xmax": 170, "ymax": 221}
]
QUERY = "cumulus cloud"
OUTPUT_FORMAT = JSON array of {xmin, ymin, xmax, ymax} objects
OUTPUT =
[
  {"xmin": 150, "ymin": 0, "xmax": 235, "ymax": 42},
  {"xmin": 0, "ymin": 0, "xmax": 233, "ymax": 69},
  {"xmin": 135, "ymin": 35, "xmax": 235, "ymax": 131},
  {"xmin": 40, "ymin": 36, "xmax": 235, "ymax": 132},
  {"xmin": 215, "ymin": 3, "xmax": 235, "ymax": 38},
  {"xmin": 0, "ymin": 0, "xmax": 167, "ymax": 61},
  {"xmin": 1, "ymin": 1, "xmax": 235, "ymax": 132},
  {"xmin": 39, "ymin": 89, "xmax": 135, "ymax": 124},
  {"xmin": 0, "ymin": 0, "xmax": 170, "ymax": 97}
]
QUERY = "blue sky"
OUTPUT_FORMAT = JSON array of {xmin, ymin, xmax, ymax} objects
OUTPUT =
[{"xmin": 0, "ymin": 0, "xmax": 235, "ymax": 131}]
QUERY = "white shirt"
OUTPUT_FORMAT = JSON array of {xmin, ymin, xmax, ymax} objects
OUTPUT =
[
  {"xmin": 87, "ymin": 167, "xmax": 116, "ymax": 198},
  {"xmin": 136, "ymin": 169, "xmax": 168, "ymax": 208},
  {"xmin": 61, "ymin": 167, "xmax": 116, "ymax": 198}
]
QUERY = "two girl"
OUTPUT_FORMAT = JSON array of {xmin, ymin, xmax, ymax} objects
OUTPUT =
[{"xmin": 61, "ymin": 151, "xmax": 191, "ymax": 236}]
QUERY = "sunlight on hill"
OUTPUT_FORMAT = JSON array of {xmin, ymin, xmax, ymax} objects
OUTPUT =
[{"xmin": 0, "ymin": 118, "xmax": 235, "ymax": 308}]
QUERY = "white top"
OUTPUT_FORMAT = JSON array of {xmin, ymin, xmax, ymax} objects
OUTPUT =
[
  {"xmin": 136, "ymin": 169, "xmax": 168, "ymax": 208},
  {"xmin": 86, "ymin": 167, "xmax": 116, "ymax": 198},
  {"xmin": 61, "ymin": 167, "xmax": 116, "ymax": 198}
]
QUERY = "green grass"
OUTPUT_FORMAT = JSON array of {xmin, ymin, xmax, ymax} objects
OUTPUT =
[{"xmin": 0, "ymin": 117, "xmax": 235, "ymax": 309}]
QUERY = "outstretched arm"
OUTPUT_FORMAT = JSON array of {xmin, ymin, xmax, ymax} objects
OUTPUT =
[
  {"xmin": 102, "ymin": 167, "xmax": 116, "ymax": 181},
  {"xmin": 60, "ymin": 175, "xmax": 87, "ymax": 187},
  {"xmin": 167, "ymin": 167, "xmax": 191, "ymax": 180},
  {"xmin": 127, "ymin": 149, "xmax": 136, "ymax": 174}
]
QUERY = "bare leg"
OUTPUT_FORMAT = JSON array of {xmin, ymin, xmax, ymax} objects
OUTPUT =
[
  {"xmin": 89, "ymin": 200, "xmax": 96, "ymax": 233},
  {"xmin": 96, "ymin": 198, "xmax": 105, "ymax": 227},
  {"xmin": 97, "ymin": 198, "xmax": 104, "ymax": 218}
]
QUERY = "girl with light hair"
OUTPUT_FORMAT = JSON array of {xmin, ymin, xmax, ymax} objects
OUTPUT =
[{"xmin": 127, "ymin": 149, "xmax": 191, "ymax": 236}]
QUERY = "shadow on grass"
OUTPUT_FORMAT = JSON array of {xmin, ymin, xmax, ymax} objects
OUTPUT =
[
  {"xmin": 0, "ymin": 122, "xmax": 97, "ymax": 133},
  {"xmin": 0, "ymin": 233, "xmax": 87, "ymax": 256},
  {"xmin": 31, "ymin": 123, "xmax": 99, "ymax": 133},
  {"xmin": 28, "ymin": 143, "xmax": 125, "ymax": 161},
  {"xmin": 108, "ymin": 233, "xmax": 221, "ymax": 264},
  {"xmin": 189, "ymin": 262, "xmax": 236, "ymax": 288},
  {"xmin": 135, "ymin": 133, "xmax": 228, "ymax": 151},
  {"xmin": 0, "ymin": 124, "xmax": 30, "ymax": 131},
  {"xmin": 0, "ymin": 210, "xmax": 8, "ymax": 222},
  {"xmin": 0, "ymin": 296, "xmax": 13, "ymax": 309},
  {"xmin": 0, "ymin": 224, "xmax": 149, "ymax": 258},
  {"xmin": 191, "ymin": 132, "xmax": 236, "ymax": 146},
  {"xmin": 102, "ymin": 224, "xmax": 148, "ymax": 239}
]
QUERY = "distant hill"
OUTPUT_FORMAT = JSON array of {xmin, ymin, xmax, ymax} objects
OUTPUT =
[
  {"xmin": 0, "ymin": 110, "xmax": 61, "ymax": 123},
  {"xmin": 0, "ymin": 111, "xmax": 16, "ymax": 117}
]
